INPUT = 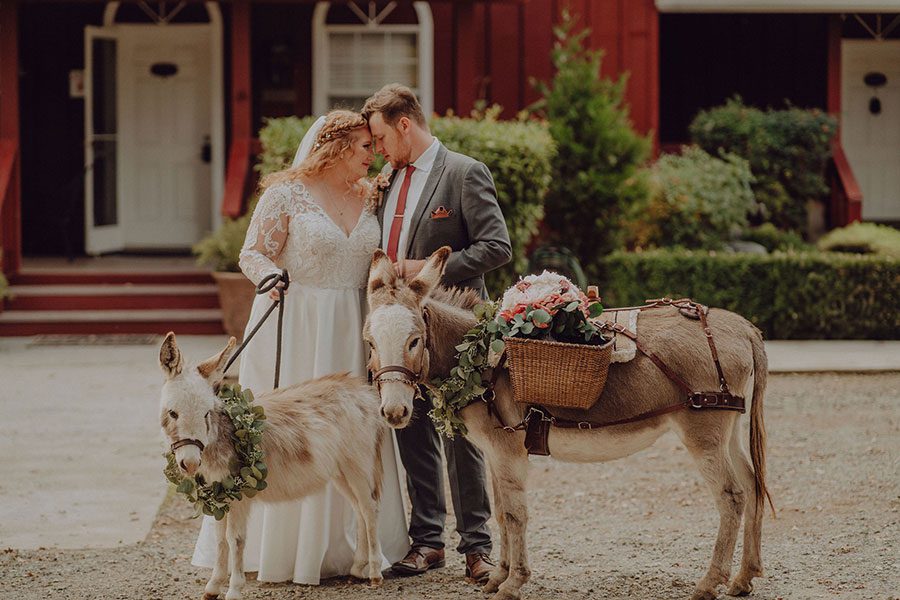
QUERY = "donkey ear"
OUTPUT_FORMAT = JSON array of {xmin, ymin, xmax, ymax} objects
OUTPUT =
[
  {"xmin": 409, "ymin": 246, "xmax": 451, "ymax": 302},
  {"xmin": 197, "ymin": 336, "xmax": 237, "ymax": 385},
  {"xmin": 368, "ymin": 249, "xmax": 398, "ymax": 297},
  {"xmin": 160, "ymin": 332, "xmax": 183, "ymax": 379}
]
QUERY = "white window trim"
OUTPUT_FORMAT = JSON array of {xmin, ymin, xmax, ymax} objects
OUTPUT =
[{"xmin": 313, "ymin": 1, "xmax": 433, "ymax": 118}]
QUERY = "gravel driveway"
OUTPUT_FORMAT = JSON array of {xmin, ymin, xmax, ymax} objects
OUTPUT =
[{"xmin": 3, "ymin": 373, "xmax": 898, "ymax": 600}]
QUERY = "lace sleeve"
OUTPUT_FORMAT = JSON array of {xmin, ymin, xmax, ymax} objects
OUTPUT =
[{"xmin": 238, "ymin": 184, "xmax": 294, "ymax": 285}]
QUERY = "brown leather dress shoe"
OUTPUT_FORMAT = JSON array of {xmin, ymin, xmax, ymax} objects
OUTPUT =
[
  {"xmin": 391, "ymin": 546, "xmax": 446, "ymax": 576},
  {"xmin": 465, "ymin": 552, "xmax": 495, "ymax": 584}
]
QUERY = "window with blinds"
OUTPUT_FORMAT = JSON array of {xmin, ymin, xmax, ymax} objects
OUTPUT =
[{"xmin": 326, "ymin": 29, "xmax": 420, "ymax": 111}]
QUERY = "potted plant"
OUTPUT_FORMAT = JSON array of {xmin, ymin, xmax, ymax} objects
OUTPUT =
[{"xmin": 193, "ymin": 212, "xmax": 257, "ymax": 339}]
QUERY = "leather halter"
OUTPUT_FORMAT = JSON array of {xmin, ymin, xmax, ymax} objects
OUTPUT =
[
  {"xmin": 171, "ymin": 438, "xmax": 205, "ymax": 453},
  {"xmin": 372, "ymin": 365, "xmax": 422, "ymax": 389}
]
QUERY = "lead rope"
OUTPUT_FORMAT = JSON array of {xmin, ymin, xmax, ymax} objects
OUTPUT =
[{"xmin": 223, "ymin": 269, "xmax": 290, "ymax": 390}]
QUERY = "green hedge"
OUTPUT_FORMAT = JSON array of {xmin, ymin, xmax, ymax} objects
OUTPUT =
[
  {"xmin": 689, "ymin": 97, "xmax": 837, "ymax": 232},
  {"xmin": 256, "ymin": 113, "xmax": 555, "ymax": 294},
  {"xmin": 817, "ymin": 222, "xmax": 900, "ymax": 259},
  {"xmin": 600, "ymin": 249, "xmax": 899, "ymax": 339}
]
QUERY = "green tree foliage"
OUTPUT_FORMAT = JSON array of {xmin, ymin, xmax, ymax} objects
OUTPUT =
[
  {"xmin": 625, "ymin": 146, "xmax": 756, "ymax": 250},
  {"xmin": 533, "ymin": 10, "xmax": 650, "ymax": 269},
  {"xmin": 689, "ymin": 97, "xmax": 837, "ymax": 232}
]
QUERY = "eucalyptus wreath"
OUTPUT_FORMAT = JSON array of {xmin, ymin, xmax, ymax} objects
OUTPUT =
[
  {"xmin": 163, "ymin": 383, "xmax": 268, "ymax": 520},
  {"xmin": 427, "ymin": 296, "xmax": 605, "ymax": 437}
]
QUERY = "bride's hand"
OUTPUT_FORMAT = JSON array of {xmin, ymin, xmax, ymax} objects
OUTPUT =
[{"xmin": 268, "ymin": 281, "xmax": 288, "ymax": 301}]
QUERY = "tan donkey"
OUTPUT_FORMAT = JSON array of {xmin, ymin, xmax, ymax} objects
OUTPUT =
[
  {"xmin": 364, "ymin": 247, "xmax": 772, "ymax": 600},
  {"xmin": 158, "ymin": 333, "xmax": 386, "ymax": 600}
]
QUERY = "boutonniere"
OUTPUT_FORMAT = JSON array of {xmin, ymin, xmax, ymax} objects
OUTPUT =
[{"xmin": 366, "ymin": 173, "xmax": 392, "ymax": 212}]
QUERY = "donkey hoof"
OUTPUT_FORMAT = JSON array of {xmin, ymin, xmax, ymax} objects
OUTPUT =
[
  {"xmin": 689, "ymin": 589, "xmax": 719, "ymax": 600},
  {"xmin": 368, "ymin": 576, "xmax": 384, "ymax": 588},
  {"xmin": 726, "ymin": 579, "xmax": 753, "ymax": 596},
  {"xmin": 482, "ymin": 580, "xmax": 501, "ymax": 594},
  {"xmin": 202, "ymin": 594, "xmax": 219, "ymax": 600},
  {"xmin": 490, "ymin": 589, "xmax": 521, "ymax": 600}
]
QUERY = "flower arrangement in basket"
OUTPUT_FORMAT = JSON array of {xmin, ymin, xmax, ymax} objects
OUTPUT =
[
  {"xmin": 495, "ymin": 272, "xmax": 612, "ymax": 410},
  {"xmin": 427, "ymin": 272, "xmax": 612, "ymax": 437}
]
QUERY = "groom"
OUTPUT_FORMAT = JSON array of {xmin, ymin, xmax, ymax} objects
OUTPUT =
[{"xmin": 362, "ymin": 84, "xmax": 511, "ymax": 583}]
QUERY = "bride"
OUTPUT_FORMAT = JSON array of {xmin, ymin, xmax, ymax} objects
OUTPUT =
[{"xmin": 192, "ymin": 110, "xmax": 409, "ymax": 584}]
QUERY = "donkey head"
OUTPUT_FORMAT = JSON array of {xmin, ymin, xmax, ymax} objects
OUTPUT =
[
  {"xmin": 363, "ymin": 246, "xmax": 451, "ymax": 428},
  {"xmin": 158, "ymin": 332, "xmax": 236, "ymax": 476}
]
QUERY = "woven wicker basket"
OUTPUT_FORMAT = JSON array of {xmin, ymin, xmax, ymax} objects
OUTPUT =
[{"xmin": 503, "ymin": 336, "xmax": 614, "ymax": 409}]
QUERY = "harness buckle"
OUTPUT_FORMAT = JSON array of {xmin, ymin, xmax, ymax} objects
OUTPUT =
[{"xmin": 577, "ymin": 421, "xmax": 592, "ymax": 430}]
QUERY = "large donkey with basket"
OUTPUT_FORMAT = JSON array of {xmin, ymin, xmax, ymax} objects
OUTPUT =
[
  {"xmin": 158, "ymin": 333, "xmax": 387, "ymax": 600},
  {"xmin": 364, "ymin": 247, "xmax": 773, "ymax": 600}
]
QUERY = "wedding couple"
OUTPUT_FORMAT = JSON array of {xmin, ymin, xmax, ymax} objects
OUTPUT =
[{"xmin": 191, "ymin": 84, "xmax": 512, "ymax": 585}]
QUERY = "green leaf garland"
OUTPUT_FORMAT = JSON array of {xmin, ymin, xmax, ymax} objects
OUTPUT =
[{"xmin": 163, "ymin": 383, "xmax": 267, "ymax": 520}]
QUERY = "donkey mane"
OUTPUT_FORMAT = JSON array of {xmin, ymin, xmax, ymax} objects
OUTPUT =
[{"xmin": 428, "ymin": 285, "xmax": 481, "ymax": 310}]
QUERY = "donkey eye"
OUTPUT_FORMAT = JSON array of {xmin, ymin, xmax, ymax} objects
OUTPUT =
[
  {"xmin": 168, "ymin": 410, "xmax": 178, "ymax": 419},
  {"xmin": 409, "ymin": 338, "xmax": 420, "ymax": 350}
]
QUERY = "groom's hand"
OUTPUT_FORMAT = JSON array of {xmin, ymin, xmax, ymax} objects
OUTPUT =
[{"xmin": 395, "ymin": 259, "xmax": 426, "ymax": 279}]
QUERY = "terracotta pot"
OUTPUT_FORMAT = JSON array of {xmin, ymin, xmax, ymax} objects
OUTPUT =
[{"xmin": 211, "ymin": 271, "xmax": 256, "ymax": 340}]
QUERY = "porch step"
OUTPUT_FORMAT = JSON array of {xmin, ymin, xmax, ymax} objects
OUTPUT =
[
  {"xmin": 5, "ymin": 284, "xmax": 219, "ymax": 311},
  {"xmin": 1, "ymin": 272, "xmax": 225, "ymax": 336}
]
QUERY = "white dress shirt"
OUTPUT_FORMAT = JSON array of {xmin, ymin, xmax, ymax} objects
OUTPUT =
[{"xmin": 381, "ymin": 137, "xmax": 441, "ymax": 260}]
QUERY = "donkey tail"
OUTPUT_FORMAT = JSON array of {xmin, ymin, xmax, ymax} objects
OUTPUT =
[{"xmin": 749, "ymin": 328, "xmax": 775, "ymax": 516}]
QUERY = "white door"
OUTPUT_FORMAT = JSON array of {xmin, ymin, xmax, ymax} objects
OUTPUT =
[
  {"xmin": 84, "ymin": 27, "xmax": 123, "ymax": 255},
  {"xmin": 841, "ymin": 40, "xmax": 900, "ymax": 222},
  {"xmin": 118, "ymin": 25, "xmax": 212, "ymax": 249}
]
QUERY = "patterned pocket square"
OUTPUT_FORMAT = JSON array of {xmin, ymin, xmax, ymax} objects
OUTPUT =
[{"xmin": 430, "ymin": 206, "xmax": 454, "ymax": 219}]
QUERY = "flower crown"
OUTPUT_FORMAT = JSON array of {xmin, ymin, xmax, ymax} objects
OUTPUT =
[{"xmin": 313, "ymin": 120, "xmax": 364, "ymax": 151}]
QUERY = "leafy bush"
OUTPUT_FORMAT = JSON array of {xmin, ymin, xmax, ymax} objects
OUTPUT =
[
  {"xmin": 431, "ymin": 110, "xmax": 554, "ymax": 292},
  {"xmin": 626, "ymin": 146, "xmax": 755, "ymax": 250},
  {"xmin": 740, "ymin": 223, "xmax": 808, "ymax": 252},
  {"xmin": 600, "ymin": 249, "xmax": 899, "ymax": 339},
  {"xmin": 255, "ymin": 116, "xmax": 320, "ymax": 177},
  {"xmin": 533, "ymin": 10, "xmax": 650, "ymax": 268},
  {"xmin": 192, "ymin": 211, "xmax": 253, "ymax": 273},
  {"xmin": 817, "ymin": 222, "xmax": 900, "ymax": 259},
  {"xmin": 689, "ymin": 97, "xmax": 837, "ymax": 232},
  {"xmin": 256, "ymin": 112, "xmax": 555, "ymax": 294}
]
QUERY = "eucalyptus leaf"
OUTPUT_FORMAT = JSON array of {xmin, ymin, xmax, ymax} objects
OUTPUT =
[{"xmin": 490, "ymin": 339, "xmax": 506, "ymax": 354}]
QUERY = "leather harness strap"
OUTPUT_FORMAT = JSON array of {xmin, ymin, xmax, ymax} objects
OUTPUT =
[
  {"xmin": 171, "ymin": 438, "xmax": 205, "ymax": 453},
  {"xmin": 483, "ymin": 298, "xmax": 746, "ymax": 455}
]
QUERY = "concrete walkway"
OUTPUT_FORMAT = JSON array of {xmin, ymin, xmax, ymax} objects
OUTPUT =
[{"xmin": 0, "ymin": 335, "xmax": 897, "ymax": 551}]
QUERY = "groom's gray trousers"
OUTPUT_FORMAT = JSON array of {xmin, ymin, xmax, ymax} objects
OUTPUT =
[{"xmin": 396, "ymin": 393, "xmax": 492, "ymax": 554}]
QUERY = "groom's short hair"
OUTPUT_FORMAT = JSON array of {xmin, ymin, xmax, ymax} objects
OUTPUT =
[{"xmin": 362, "ymin": 84, "xmax": 427, "ymax": 128}]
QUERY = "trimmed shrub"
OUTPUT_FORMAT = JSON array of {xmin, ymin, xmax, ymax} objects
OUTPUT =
[
  {"xmin": 626, "ymin": 146, "xmax": 755, "ymax": 250},
  {"xmin": 255, "ymin": 116, "xmax": 321, "ymax": 177},
  {"xmin": 689, "ymin": 97, "xmax": 837, "ymax": 232},
  {"xmin": 817, "ymin": 222, "xmax": 900, "ymax": 259},
  {"xmin": 533, "ymin": 10, "xmax": 650, "ymax": 268},
  {"xmin": 431, "ymin": 111, "xmax": 554, "ymax": 292},
  {"xmin": 600, "ymin": 249, "xmax": 899, "ymax": 339},
  {"xmin": 741, "ymin": 223, "xmax": 808, "ymax": 252}
]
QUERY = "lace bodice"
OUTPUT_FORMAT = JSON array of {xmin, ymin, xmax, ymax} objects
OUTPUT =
[{"xmin": 239, "ymin": 181, "xmax": 381, "ymax": 289}]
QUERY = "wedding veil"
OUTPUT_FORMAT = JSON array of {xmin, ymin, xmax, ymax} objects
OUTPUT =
[{"xmin": 290, "ymin": 116, "xmax": 327, "ymax": 169}]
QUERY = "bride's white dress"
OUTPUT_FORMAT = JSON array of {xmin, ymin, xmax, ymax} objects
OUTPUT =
[{"xmin": 191, "ymin": 180, "xmax": 409, "ymax": 584}]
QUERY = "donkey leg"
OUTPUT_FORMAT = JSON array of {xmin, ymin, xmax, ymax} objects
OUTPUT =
[
  {"xmin": 334, "ymin": 473, "xmax": 369, "ymax": 581},
  {"xmin": 482, "ymin": 466, "xmax": 510, "ymax": 594},
  {"xmin": 339, "ymin": 464, "xmax": 384, "ymax": 587},
  {"xmin": 727, "ymin": 422, "xmax": 763, "ymax": 596},
  {"xmin": 490, "ymin": 449, "xmax": 531, "ymax": 600},
  {"xmin": 224, "ymin": 501, "xmax": 250, "ymax": 600},
  {"xmin": 203, "ymin": 516, "xmax": 229, "ymax": 600},
  {"xmin": 682, "ymin": 422, "xmax": 746, "ymax": 600}
]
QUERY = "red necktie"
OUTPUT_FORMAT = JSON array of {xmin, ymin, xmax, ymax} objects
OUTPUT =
[{"xmin": 386, "ymin": 165, "xmax": 416, "ymax": 262}]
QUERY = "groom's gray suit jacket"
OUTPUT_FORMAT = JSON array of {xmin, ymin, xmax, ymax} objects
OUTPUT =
[{"xmin": 377, "ymin": 142, "xmax": 511, "ymax": 295}]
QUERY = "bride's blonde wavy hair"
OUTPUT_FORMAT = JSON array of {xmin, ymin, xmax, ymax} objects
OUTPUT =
[{"xmin": 261, "ymin": 109, "xmax": 369, "ymax": 190}]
